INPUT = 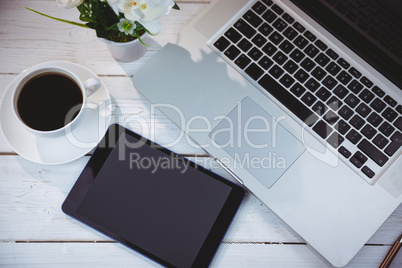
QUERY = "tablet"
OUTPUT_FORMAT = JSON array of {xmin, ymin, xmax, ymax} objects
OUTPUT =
[{"xmin": 62, "ymin": 124, "xmax": 245, "ymax": 268}]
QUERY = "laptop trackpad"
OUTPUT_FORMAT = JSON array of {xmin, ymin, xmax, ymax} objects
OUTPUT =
[{"xmin": 209, "ymin": 97, "xmax": 305, "ymax": 189}]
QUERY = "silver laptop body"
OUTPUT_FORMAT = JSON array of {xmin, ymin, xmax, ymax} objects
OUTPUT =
[{"xmin": 133, "ymin": 0, "xmax": 402, "ymax": 266}]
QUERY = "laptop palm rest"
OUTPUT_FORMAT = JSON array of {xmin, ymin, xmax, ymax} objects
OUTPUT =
[{"xmin": 210, "ymin": 97, "xmax": 305, "ymax": 188}]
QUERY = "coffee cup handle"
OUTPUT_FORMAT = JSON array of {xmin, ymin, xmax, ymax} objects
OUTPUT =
[{"xmin": 84, "ymin": 77, "xmax": 101, "ymax": 98}]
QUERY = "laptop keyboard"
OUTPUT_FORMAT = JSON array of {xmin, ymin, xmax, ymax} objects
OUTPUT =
[
  {"xmin": 212, "ymin": 0, "xmax": 402, "ymax": 182},
  {"xmin": 321, "ymin": 0, "xmax": 402, "ymax": 60}
]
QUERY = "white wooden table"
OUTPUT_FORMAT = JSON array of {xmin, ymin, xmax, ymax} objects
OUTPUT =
[{"xmin": 1, "ymin": 1, "xmax": 401, "ymax": 267}]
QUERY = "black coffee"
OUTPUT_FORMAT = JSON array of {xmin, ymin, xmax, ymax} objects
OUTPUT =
[{"xmin": 17, "ymin": 72, "xmax": 83, "ymax": 131}]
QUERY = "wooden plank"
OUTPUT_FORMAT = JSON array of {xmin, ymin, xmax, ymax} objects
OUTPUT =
[
  {"xmin": 0, "ymin": 242, "xmax": 396, "ymax": 268},
  {"xmin": 1, "ymin": 155, "xmax": 402, "ymax": 245},
  {"xmin": 0, "ymin": 1, "xmax": 207, "ymax": 76}
]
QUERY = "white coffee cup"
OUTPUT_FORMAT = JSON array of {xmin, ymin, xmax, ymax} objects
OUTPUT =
[{"xmin": 12, "ymin": 66, "xmax": 101, "ymax": 136}]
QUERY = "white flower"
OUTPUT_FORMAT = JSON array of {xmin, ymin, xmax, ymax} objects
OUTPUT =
[
  {"xmin": 56, "ymin": 0, "xmax": 84, "ymax": 8},
  {"xmin": 117, "ymin": 18, "xmax": 136, "ymax": 35},
  {"xmin": 108, "ymin": 0, "xmax": 175, "ymax": 34}
]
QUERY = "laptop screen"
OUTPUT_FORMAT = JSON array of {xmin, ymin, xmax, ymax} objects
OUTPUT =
[{"xmin": 289, "ymin": 0, "xmax": 402, "ymax": 90}]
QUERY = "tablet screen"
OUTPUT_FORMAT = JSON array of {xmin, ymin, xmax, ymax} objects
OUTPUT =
[{"xmin": 62, "ymin": 124, "xmax": 244, "ymax": 268}]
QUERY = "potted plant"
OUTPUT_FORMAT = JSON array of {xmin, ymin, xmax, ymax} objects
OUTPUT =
[{"xmin": 27, "ymin": 0, "xmax": 180, "ymax": 61}]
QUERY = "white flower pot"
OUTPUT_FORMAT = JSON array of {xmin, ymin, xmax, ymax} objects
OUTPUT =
[{"xmin": 99, "ymin": 33, "xmax": 149, "ymax": 62}]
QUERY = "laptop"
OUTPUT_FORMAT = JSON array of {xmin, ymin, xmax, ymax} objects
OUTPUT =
[{"xmin": 133, "ymin": 0, "xmax": 402, "ymax": 266}]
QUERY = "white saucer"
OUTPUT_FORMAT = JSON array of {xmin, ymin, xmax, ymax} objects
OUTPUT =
[{"xmin": 0, "ymin": 61, "xmax": 112, "ymax": 165}]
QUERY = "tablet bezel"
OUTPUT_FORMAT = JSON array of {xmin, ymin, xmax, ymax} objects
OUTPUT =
[{"xmin": 62, "ymin": 124, "xmax": 245, "ymax": 267}]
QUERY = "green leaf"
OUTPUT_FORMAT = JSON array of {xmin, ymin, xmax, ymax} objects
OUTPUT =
[
  {"xmin": 173, "ymin": 3, "xmax": 180, "ymax": 10},
  {"xmin": 25, "ymin": 7, "xmax": 90, "ymax": 28}
]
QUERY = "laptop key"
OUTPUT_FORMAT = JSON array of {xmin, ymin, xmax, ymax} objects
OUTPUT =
[
  {"xmin": 379, "ymin": 121, "xmax": 395, "ymax": 137},
  {"xmin": 301, "ymin": 58, "xmax": 316, "ymax": 71},
  {"xmin": 373, "ymin": 133, "xmax": 389, "ymax": 149},
  {"xmin": 339, "ymin": 146, "xmax": 352, "ymax": 158},
  {"xmin": 327, "ymin": 132, "xmax": 344, "ymax": 148},
  {"xmin": 293, "ymin": 22, "xmax": 305, "ymax": 33},
  {"xmin": 271, "ymin": 4, "xmax": 284, "ymax": 15},
  {"xmin": 382, "ymin": 107, "xmax": 398, "ymax": 122},
  {"xmin": 350, "ymin": 151, "xmax": 368, "ymax": 168},
  {"xmin": 315, "ymin": 39, "xmax": 328, "ymax": 51},
  {"xmin": 214, "ymin": 36, "xmax": 230, "ymax": 51},
  {"xmin": 294, "ymin": 35, "xmax": 309, "ymax": 49},
  {"xmin": 294, "ymin": 69, "xmax": 309, "ymax": 83},
  {"xmin": 262, "ymin": 10, "xmax": 277, "ymax": 23},
  {"xmin": 367, "ymin": 112, "xmax": 383, "ymax": 127},
  {"xmin": 322, "ymin": 75, "xmax": 338, "ymax": 90},
  {"xmin": 283, "ymin": 60, "xmax": 298, "ymax": 74},
  {"xmin": 362, "ymin": 166, "xmax": 375, "ymax": 179},
  {"xmin": 290, "ymin": 83, "xmax": 306, "ymax": 97},
  {"xmin": 370, "ymin": 98, "xmax": 386, "ymax": 113},
  {"xmin": 304, "ymin": 44, "xmax": 319, "ymax": 58},
  {"xmin": 345, "ymin": 94, "xmax": 360, "ymax": 108},
  {"xmin": 258, "ymin": 23, "xmax": 274, "ymax": 36},
  {"xmin": 235, "ymin": 54, "xmax": 252, "ymax": 69},
  {"xmin": 305, "ymin": 78, "xmax": 320, "ymax": 92},
  {"xmin": 311, "ymin": 66, "xmax": 326, "ymax": 81},
  {"xmin": 248, "ymin": 47, "xmax": 263, "ymax": 61},
  {"xmin": 225, "ymin": 28, "xmax": 242, "ymax": 43},
  {"xmin": 349, "ymin": 67, "xmax": 361, "ymax": 78},
  {"xmin": 262, "ymin": 42, "xmax": 277, "ymax": 56},
  {"xmin": 350, "ymin": 114, "xmax": 365, "ymax": 130},
  {"xmin": 304, "ymin": 31, "xmax": 316, "ymax": 42},
  {"xmin": 313, "ymin": 120, "xmax": 333, "ymax": 139},
  {"xmin": 269, "ymin": 64, "xmax": 284, "ymax": 79},
  {"xmin": 252, "ymin": 1, "xmax": 267, "ymax": 15},
  {"xmin": 269, "ymin": 31, "xmax": 284, "ymax": 45},
  {"xmin": 358, "ymin": 139, "xmax": 389, "ymax": 167},
  {"xmin": 333, "ymin": 85, "xmax": 348, "ymax": 99},
  {"xmin": 356, "ymin": 103, "xmax": 371, "ymax": 118},
  {"xmin": 283, "ymin": 27, "xmax": 298, "ymax": 40},
  {"xmin": 361, "ymin": 124, "xmax": 377, "ymax": 139},
  {"xmin": 279, "ymin": 74, "xmax": 295, "ymax": 88},
  {"xmin": 326, "ymin": 49, "xmax": 339, "ymax": 60},
  {"xmin": 313, "ymin": 101, "xmax": 328, "ymax": 116},
  {"xmin": 337, "ymin": 71, "xmax": 353, "ymax": 85},
  {"xmin": 347, "ymin": 129, "xmax": 362, "ymax": 145},
  {"xmin": 359, "ymin": 89, "xmax": 374, "ymax": 103},
  {"xmin": 245, "ymin": 63, "xmax": 264, "ymax": 80},
  {"xmin": 282, "ymin": 13, "xmax": 295, "ymax": 24},
  {"xmin": 238, "ymin": 38, "xmax": 253, "ymax": 52},
  {"xmin": 315, "ymin": 88, "xmax": 331, "ymax": 103},
  {"xmin": 338, "ymin": 105, "xmax": 354, "ymax": 120},
  {"xmin": 326, "ymin": 62, "xmax": 342, "ymax": 76},
  {"xmin": 324, "ymin": 110, "xmax": 339, "ymax": 125},
  {"xmin": 337, "ymin": 58, "xmax": 350, "ymax": 69},
  {"xmin": 273, "ymin": 18, "xmax": 288, "ymax": 32},
  {"xmin": 252, "ymin": 33, "xmax": 268, "ymax": 47},
  {"xmin": 243, "ymin": 10, "xmax": 263, "ymax": 27},
  {"xmin": 360, "ymin": 76, "xmax": 373, "ymax": 88},
  {"xmin": 224, "ymin": 45, "xmax": 241, "ymax": 60},
  {"xmin": 348, "ymin": 80, "xmax": 364, "ymax": 94},
  {"xmin": 258, "ymin": 56, "xmax": 274, "ymax": 70},
  {"xmin": 335, "ymin": 119, "xmax": 351, "ymax": 135},
  {"xmin": 258, "ymin": 74, "xmax": 318, "ymax": 126},
  {"xmin": 372, "ymin": 86, "xmax": 385, "ymax": 98},
  {"xmin": 384, "ymin": 131, "xmax": 402, "ymax": 156},
  {"xmin": 234, "ymin": 19, "xmax": 256, "ymax": 39},
  {"xmin": 315, "ymin": 53, "xmax": 330, "ymax": 67},
  {"xmin": 272, "ymin": 51, "xmax": 288, "ymax": 65},
  {"xmin": 301, "ymin": 92, "xmax": 317, "ymax": 106},
  {"xmin": 384, "ymin": 96, "xmax": 397, "ymax": 107},
  {"xmin": 279, "ymin": 40, "xmax": 295, "ymax": 54},
  {"xmin": 290, "ymin": 48, "xmax": 305, "ymax": 62}
]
